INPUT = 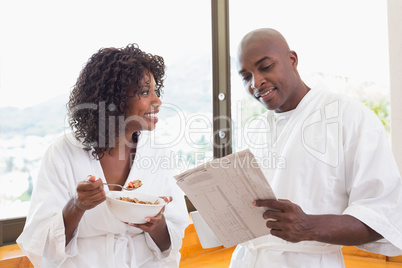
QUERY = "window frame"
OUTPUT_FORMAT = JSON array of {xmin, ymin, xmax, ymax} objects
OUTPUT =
[
  {"xmin": 211, "ymin": 0, "xmax": 232, "ymax": 159},
  {"xmin": 0, "ymin": 218, "xmax": 26, "ymax": 246}
]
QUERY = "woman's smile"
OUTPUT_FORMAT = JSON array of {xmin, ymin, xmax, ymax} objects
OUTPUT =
[{"xmin": 144, "ymin": 112, "xmax": 159, "ymax": 124}]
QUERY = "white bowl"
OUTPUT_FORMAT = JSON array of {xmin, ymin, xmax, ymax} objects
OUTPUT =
[{"xmin": 106, "ymin": 191, "xmax": 166, "ymax": 224}]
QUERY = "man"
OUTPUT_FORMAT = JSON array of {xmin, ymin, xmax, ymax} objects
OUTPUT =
[{"xmin": 230, "ymin": 28, "xmax": 402, "ymax": 267}]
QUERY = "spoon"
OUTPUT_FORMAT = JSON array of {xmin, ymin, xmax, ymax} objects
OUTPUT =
[
  {"xmin": 86, "ymin": 176, "xmax": 141, "ymax": 191},
  {"xmin": 103, "ymin": 183, "xmax": 140, "ymax": 191}
]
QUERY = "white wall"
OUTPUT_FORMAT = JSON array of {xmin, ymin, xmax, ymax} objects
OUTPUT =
[{"xmin": 388, "ymin": 0, "xmax": 402, "ymax": 172}]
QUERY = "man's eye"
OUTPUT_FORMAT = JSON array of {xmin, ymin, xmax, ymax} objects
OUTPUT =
[{"xmin": 262, "ymin": 64, "xmax": 273, "ymax": 71}]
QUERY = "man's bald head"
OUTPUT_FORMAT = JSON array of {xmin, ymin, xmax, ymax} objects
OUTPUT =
[{"xmin": 238, "ymin": 28, "xmax": 290, "ymax": 59}]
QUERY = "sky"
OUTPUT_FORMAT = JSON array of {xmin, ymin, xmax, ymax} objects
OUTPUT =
[
  {"xmin": 0, "ymin": 0, "xmax": 390, "ymax": 109},
  {"xmin": 229, "ymin": 0, "xmax": 390, "ymax": 84}
]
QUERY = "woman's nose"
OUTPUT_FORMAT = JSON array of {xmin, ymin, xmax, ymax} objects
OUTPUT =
[{"xmin": 152, "ymin": 90, "xmax": 162, "ymax": 107}]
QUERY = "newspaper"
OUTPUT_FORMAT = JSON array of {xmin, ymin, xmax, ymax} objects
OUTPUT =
[{"xmin": 174, "ymin": 149, "xmax": 276, "ymax": 248}]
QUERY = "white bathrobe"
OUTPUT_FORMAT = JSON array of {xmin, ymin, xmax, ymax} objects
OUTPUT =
[
  {"xmin": 230, "ymin": 86, "xmax": 402, "ymax": 267},
  {"xmin": 17, "ymin": 132, "xmax": 190, "ymax": 268}
]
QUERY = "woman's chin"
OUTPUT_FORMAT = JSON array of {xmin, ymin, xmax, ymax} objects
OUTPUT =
[{"xmin": 144, "ymin": 124, "xmax": 157, "ymax": 132}]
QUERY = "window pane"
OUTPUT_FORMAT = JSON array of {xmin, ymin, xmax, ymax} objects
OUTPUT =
[
  {"xmin": 229, "ymin": 0, "xmax": 390, "ymax": 153},
  {"xmin": 0, "ymin": 0, "xmax": 212, "ymax": 219}
]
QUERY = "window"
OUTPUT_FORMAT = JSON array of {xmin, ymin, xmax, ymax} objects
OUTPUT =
[
  {"xmin": 0, "ymin": 0, "xmax": 212, "ymax": 243},
  {"xmin": 229, "ymin": 0, "xmax": 391, "ymax": 151},
  {"xmin": 0, "ymin": 0, "xmax": 396, "ymax": 246}
]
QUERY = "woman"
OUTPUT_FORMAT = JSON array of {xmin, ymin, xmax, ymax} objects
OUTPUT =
[{"xmin": 17, "ymin": 44, "xmax": 190, "ymax": 267}]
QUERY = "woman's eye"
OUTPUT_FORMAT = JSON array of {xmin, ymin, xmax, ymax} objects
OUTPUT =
[
  {"xmin": 242, "ymin": 75, "xmax": 251, "ymax": 82},
  {"xmin": 141, "ymin": 90, "xmax": 150, "ymax": 96}
]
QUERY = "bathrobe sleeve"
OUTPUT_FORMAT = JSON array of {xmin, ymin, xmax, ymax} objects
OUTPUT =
[
  {"xmin": 17, "ymin": 139, "xmax": 81, "ymax": 267},
  {"xmin": 342, "ymin": 102, "xmax": 402, "ymax": 256}
]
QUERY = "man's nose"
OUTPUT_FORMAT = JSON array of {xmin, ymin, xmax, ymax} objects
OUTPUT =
[{"xmin": 252, "ymin": 73, "xmax": 266, "ymax": 90}]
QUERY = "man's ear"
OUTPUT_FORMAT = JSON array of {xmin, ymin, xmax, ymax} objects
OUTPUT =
[{"xmin": 288, "ymin": 50, "xmax": 298, "ymax": 70}]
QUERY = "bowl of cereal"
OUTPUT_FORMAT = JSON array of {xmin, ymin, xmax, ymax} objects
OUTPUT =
[{"xmin": 106, "ymin": 191, "xmax": 167, "ymax": 224}]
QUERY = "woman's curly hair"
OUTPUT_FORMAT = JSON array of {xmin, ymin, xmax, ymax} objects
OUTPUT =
[{"xmin": 67, "ymin": 43, "xmax": 165, "ymax": 159}]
